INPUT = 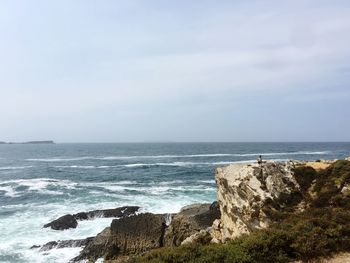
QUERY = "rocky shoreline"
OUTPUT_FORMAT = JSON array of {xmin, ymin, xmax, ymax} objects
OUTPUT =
[
  {"xmin": 33, "ymin": 202, "xmax": 221, "ymax": 262},
  {"xmin": 31, "ymin": 157, "xmax": 350, "ymax": 262}
]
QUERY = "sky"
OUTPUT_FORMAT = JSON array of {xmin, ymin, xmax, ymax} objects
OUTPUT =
[{"xmin": 0, "ymin": 0, "xmax": 350, "ymax": 142}]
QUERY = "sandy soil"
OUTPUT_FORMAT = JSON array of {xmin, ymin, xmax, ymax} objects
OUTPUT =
[
  {"xmin": 294, "ymin": 253, "xmax": 350, "ymax": 263},
  {"xmin": 305, "ymin": 161, "xmax": 335, "ymax": 171}
]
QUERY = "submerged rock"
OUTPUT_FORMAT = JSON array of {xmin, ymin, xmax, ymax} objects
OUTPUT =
[
  {"xmin": 43, "ymin": 214, "xmax": 78, "ymax": 230},
  {"xmin": 31, "ymin": 238, "xmax": 94, "ymax": 251},
  {"xmin": 73, "ymin": 206, "xmax": 139, "ymax": 220},
  {"xmin": 43, "ymin": 206, "xmax": 140, "ymax": 230}
]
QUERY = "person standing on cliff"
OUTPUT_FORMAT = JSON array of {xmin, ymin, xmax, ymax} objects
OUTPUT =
[
  {"xmin": 257, "ymin": 155, "xmax": 264, "ymax": 182},
  {"xmin": 257, "ymin": 155, "xmax": 263, "ymax": 167}
]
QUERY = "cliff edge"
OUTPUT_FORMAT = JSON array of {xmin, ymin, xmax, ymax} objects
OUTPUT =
[{"xmin": 212, "ymin": 161, "xmax": 301, "ymax": 242}]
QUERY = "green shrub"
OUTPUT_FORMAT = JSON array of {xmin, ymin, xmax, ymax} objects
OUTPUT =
[
  {"xmin": 293, "ymin": 166, "xmax": 317, "ymax": 192},
  {"xmin": 312, "ymin": 160, "xmax": 350, "ymax": 208}
]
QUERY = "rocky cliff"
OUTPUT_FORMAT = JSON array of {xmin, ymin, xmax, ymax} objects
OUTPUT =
[
  {"xmin": 212, "ymin": 161, "xmax": 301, "ymax": 242},
  {"xmin": 212, "ymin": 158, "xmax": 350, "ymax": 243}
]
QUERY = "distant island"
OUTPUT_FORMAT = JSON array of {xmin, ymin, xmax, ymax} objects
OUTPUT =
[{"xmin": 0, "ymin": 141, "xmax": 55, "ymax": 144}]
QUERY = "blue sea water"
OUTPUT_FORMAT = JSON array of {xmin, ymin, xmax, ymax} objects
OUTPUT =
[{"xmin": 0, "ymin": 142, "xmax": 350, "ymax": 262}]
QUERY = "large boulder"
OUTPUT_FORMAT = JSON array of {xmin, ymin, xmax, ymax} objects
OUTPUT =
[
  {"xmin": 212, "ymin": 161, "xmax": 301, "ymax": 242},
  {"xmin": 73, "ymin": 213, "xmax": 167, "ymax": 262},
  {"xmin": 164, "ymin": 202, "xmax": 220, "ymax": 246},
  {"xmin": 43, "ymin": 214, "xmax": 78, "ymax": 230}
]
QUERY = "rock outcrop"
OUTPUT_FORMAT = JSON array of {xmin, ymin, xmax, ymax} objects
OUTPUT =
[
  {"xmin": 73, "ymin": 213, "xmax": 166, "ymax": 262},
  {"xmin": 212, "ymin": 161, "xmax": 301, "ymax": 242},
  {"xmin": 74, "ymin": 206, "xmax": 139, "ymax": 220},
  {"xmin": 43, "ymin": 214, "xmax": 78, "ymax": 230},
  {"xmin": 72, "ymin": 203, "xmax": 220, "ymax": 261},
  {"xmin": 180, "ymin": 229, "xmax": 212, "ymax": 246},
  {"xmin": 44, "ymin": 206, "xmax": 139, "ymax": 230}
]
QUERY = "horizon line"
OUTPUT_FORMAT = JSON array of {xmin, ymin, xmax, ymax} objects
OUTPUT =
[{"xmin": 2, "ymin": 141, "xmax": 350, "ymax": 144}]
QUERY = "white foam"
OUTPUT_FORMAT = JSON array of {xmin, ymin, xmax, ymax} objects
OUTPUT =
[
  {"xmin": 0, "ymin": 178, "xmax": 78, "ymax": 197},
  {"xmin": 0, "ymin": 203, "xmax": 115, "ymax": 263},
  {"xmin": 99, "ymin": 154, "xmax": 234, "ymax": 159},
  {"xmin": 235, "ymin": 151, "xmax": 329, "ymax": 157},
  {"xmin": 0, "ymin": 166, "xmax": 33, "ymax": 171},
  {"xmin": 96, "ymin": 165, "xmax": 120, "ymax": 169},
  {"xmin": 0, "ymin": 185, "xmax": 19, "ymax": 197},
  {"xmin": 97, "ymin": 183, "xmax": 216, "ymax": 195},
  {"xmin": 158, "ymin": 180, "xmax": 185, "ymax": 185},
  {"xmin": 26, "ymin": 157, "xmax": 93, "ymax": 162},
  {"xmin": 54, "ymin": 165, "xmax": 95, "ymax": 169},
  {"xmin": 122, "ymin": 161, "xmax": 222, "ymax": 167},
  {"xmin": 199, "ymin": 180, "xmax": 216, "ymax": 184}
]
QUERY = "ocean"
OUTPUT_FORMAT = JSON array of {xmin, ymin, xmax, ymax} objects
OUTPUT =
[{"xmin": 0, "ymin": 142, "xmax": 350, "ymax": 263}]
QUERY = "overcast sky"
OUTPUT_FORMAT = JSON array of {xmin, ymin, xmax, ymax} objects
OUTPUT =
[{"xmin": 0, "ymin": 0, "xmax": 349, "ymax": 142}]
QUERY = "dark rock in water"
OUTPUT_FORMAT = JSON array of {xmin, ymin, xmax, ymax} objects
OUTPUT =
[
  {"xmin": 44, "ymin": 206, "xmax": 140, "ymax": 230},
  {"xmin": 73, "ymin": 213, "xmax": 166, "ymax": 262},
  {"xmin": 31, "ymin": 238, "xmax": 94, "ymax": 251},
  {"xmin": 73, "ymin": 206, "xmax": 139, "ymax": 220},
  {"xmin": 39, "ymin": 241, "xmax": 58, "ymax": 251},
  {"xmin": 164, "ymin": 202, "xmax": 221, "ymax": 246},
  {"xmin": 43, "ymin": 214, "xmax": 78, "ymax": 230},
  {"xmin": 73, "ymin": 212, "xmax": 89, "ymax": 220},
  {"xmin": 30, "ymin": 245, "xmax": 40, "ymax": 249}
]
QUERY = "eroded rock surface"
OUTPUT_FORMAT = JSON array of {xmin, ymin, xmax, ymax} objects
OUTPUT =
[
  {"xmin": 164, "ymin": 202, "xmax": 220, "ymax": 246},
  {"xmin": 73, "ymin": 213, "xmax": 166, "ymax": 262},
  {"xmin": 212, "ymin": 161, "xmax": 301, "ymax": 241}
]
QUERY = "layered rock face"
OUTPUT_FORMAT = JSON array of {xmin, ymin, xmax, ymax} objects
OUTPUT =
[
  {"xmin": 73, "ymin": 213, "xmax": 166, "ymax": 262},
  {"xmin": 212, "ymin": 161, "xmax": 300, "ymax": 242}
]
